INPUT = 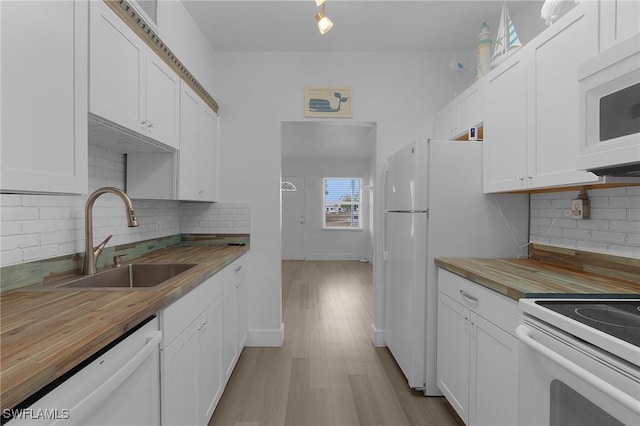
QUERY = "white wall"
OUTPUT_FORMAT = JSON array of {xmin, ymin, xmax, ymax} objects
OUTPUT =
[
  {"xmin": 282, "ymin": 157, "xmax": 372, "ymax": 260},
  {"xmin": 530, "ymin": 187, "xmax": 640, "ymax": 258},
  {"xmin": 216, "ymin": 51, "xmax": 455, "ymax": 346}
]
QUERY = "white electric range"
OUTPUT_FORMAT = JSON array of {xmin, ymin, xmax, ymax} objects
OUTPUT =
[{"xmin": 517, "ymin": 298, "xmax": 640, "ymax": 426}]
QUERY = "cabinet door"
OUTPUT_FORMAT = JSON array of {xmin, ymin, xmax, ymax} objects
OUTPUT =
[
  {"xmin": 599, "ymin": 0, "xmax": 640, "ymax": 52},
  {"xmin": 469, "ymin": 313, "xmax": 519, "ymax": 426},
  {"xmin": 235, "ymin": 271, "xmax": 249, "ymax": 351},
  {"xmin": 179, "ymin": 83, "xmax": 203, "ymax": 200},
  {"xmin": 434, "ymin": 101, "xmax": 457, "ymax": 140},
  {"xmin": 199, "ymin": 297, "xmax": 224, "ymax": 425},
  {"xmin": 528, "ymin": 4, "xmax": 599, "ymax": 188},
  {"xmin": 222, "ymin": 285, "xmax": 237, "ymax": 381},
  {"xmin": 1, "ymin": 0, "xmax": 88, "ymax": 194},
  {"xmin": 436, "ymin": 293, "xmax": 470, "ymax": 424},
  {"xmin": 458, "ymin": 82, "xmax": 483, "ymax": 133},
  {"xmin": 483, "ymin": 54, "xmax": 529, "ymax": 193},
  {"xmin": 145, "ymin": 51, "xmax": 180, "ymax": 149},
  {"xmin": 89, "ymin": 0, "xmax": 145, "ymax": 133},
  {"xmin": 198, "ymin": 107, "xmax": 219, "ymax": 202},
  {"xmin": 161, "ymin": 321, "xmax": 199, "ymax": 426}
]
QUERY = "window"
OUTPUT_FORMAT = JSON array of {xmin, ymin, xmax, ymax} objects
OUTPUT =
[{"xmin": 323, "ymin": 178, "xmax": 361, "ymax": 229}]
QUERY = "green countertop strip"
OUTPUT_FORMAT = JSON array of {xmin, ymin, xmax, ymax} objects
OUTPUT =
[{"xmin": 0, "ymin": 234, "xmax": 249, "ymax": 293}]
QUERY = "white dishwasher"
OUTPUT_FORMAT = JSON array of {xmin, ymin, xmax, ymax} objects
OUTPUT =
[{"xmin": 4, "ymin": 317, "xmax": 161, "ymax": 426}]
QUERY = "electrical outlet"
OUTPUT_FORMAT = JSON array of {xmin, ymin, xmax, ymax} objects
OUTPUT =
[{"xmin": 570, "ymin": 198, "xmax": 590, "ymax": 219}]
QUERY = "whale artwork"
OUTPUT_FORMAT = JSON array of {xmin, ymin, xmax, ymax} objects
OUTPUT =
[
  {"xmin": 304, "ymin": 87, "xmax": 352, "ymax": 117},
  {"xmin": 309, "ymin": 92, "xmax": 349, "ymax": 112}
]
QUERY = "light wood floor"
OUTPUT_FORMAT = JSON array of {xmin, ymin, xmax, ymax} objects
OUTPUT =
[{"xmin": 209, "ymin": 260, "xmax": 462, "ymax": 426}]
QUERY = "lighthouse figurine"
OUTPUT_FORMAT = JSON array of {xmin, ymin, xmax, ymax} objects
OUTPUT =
[{"xmin": 476, "ymin": 21, "xmax": 492, "ymax": 79}]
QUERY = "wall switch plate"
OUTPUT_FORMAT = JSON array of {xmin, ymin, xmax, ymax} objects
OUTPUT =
[{"xmin": 570, "ymin": 198, "xmax": 590, "ymax": 219}]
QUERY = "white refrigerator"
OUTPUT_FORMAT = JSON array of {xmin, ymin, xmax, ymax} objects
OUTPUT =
[{"xmin": 383, "ymin": 139, "xmax": 529, "ymax": 395}]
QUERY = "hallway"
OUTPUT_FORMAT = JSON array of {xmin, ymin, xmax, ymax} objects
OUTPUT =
[{"xmin": 209, "ymin": 260, "xmax": 460, "ymax": 426}]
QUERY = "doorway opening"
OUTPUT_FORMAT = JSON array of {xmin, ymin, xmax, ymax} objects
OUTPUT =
[{"xmin": 280, "ymin": 121, "xmax": 376, "ymax": 261}]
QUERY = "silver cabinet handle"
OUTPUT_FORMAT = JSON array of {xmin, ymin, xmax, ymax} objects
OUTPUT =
[{"xmin": 459, "ymin": 289, "xmax": 478, "ymax": 302}]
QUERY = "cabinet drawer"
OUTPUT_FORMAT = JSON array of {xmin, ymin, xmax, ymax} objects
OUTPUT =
[
  {"xmin": 161, "ymin": 273, "xmax": 223, "ymax": 348},
  {"xmin": 437, "ymin": 268, "xmax": 518, "ymax": 335},
  {"xmin": 223, "ymin": 257, "xmax": 246, "ymax": 293}
]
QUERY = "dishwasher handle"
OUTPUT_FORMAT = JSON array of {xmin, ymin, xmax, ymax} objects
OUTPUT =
[
  {"xmin": 516, "ymin": 324, "xmax": 640, "ymax": 416},
  {"xmin": 55, "ymin": 330, "xmax": 162, "ymax": 425}
]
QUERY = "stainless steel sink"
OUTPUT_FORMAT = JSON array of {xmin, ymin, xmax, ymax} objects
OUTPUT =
[{"xmin": 55, "ymin": 263, "xmax": 197, "ymax": 290}]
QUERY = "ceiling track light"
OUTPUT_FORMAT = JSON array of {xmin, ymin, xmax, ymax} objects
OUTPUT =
[{"xmin": 315, "ymin": 2, "xmax": 333, "ymax": 35}]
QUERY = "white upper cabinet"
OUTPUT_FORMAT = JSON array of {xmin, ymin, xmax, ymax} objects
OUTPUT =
[
  {"xmin": 484, "ymin": 3, "xmax": 600, "ymax": 193},
  {"xmin": 1, "ymin": 0, "xmax": 88, "ymax": 194},
  {"xmin": 179, "ymin": 81, "xmax": 219, "ymax": 202},
  {"xmin": 597, "ymin": 0, "xmax": 640, "ymax": 52},
  {"xmin": 434, "ymin": 80, "xmax": 485, "ymax": 141},
  {"xmin": 526, "ymin": 4, "xmax": 600, "ymax": 188},
  {"xmin": 89, "ymin": 0, "xmax": 179, "ymax": 150},
  {"xmin": 484, "ymin": 53, "xmax": 529, "ymax": 192}
]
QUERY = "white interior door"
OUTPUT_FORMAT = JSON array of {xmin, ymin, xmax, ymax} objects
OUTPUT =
[{"xmin": 282, "ymin": 176, "xmax": 306, "ymax": 260}]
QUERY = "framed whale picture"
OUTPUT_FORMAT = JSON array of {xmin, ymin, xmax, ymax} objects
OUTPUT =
[{"xmin": 304, "ymin": 87, "xmax": 352, "ymax": 118}]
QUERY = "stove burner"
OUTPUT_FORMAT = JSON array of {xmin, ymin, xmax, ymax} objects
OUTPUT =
[
  {"xmin": 535, "ymin": 300, "xmax": 640, "ymax": 347},
  {"xmin": 575, "ymin": 307, "xmax": 640, "ymax": 328}
]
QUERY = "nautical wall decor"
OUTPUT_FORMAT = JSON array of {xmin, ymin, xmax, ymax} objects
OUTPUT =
[{"xmin": 304, "ymin": 87, "xmax": 353, "ymax": 118}]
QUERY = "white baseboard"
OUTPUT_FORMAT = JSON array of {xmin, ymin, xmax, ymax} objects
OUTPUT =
[
  {"xmin": 370, "ymin": 323, "xmax": 386, "ymax": 347},
  {"xmin": 246, "ymin": 323, "xmax": 284, "ymax": 347},
  {"xmin": 304, "ymin": 253, "xmax": 369, "ymax": 261}
]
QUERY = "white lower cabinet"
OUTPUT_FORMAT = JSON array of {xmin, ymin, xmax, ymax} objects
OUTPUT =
[
  {"xmin": 198, "ymin": 297, "xmax": 224, "ymax": 423},
  {"xmin": 222, "ymin": 256, "xmax": 249, "ymax": 381},
  {"xmin": 161, "ymin": 272, "xmax": 223, "ymax": 425},
  {"xmin": 160, "ymin": 255, "xmax": 248, "ymax": 425},
  {"xmin": 162, "ymin": 316, "xmax": 200, "ymax": 425},
  {"xmin": 437, "ymin": 269, "xmax": 519, "ymax": 426}
]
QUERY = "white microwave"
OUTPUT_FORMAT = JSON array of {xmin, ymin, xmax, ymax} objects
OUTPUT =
[{"xmin": 577, "ymin": 33, "xmax": 640, "ymax": 176}]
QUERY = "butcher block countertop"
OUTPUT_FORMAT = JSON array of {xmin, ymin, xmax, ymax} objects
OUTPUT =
[
  {"xmin": 0, "ymin": 244, "xmax": 249, "ymax": 412},
  {"xmin": 435, "ymin": 245, "xmax": 640, "ymax": 301}
]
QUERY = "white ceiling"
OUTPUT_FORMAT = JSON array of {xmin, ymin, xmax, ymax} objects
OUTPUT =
[
  {"xmin": 282, "ymin": 121, "xmax": 375, "ymax": 159},
  {"xmin": 181, "ymin": 0, "xmax": 539, "ymax": 53}
]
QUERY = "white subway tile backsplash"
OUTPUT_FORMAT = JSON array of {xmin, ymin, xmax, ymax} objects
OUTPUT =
[
  {"xmin": 0, "ymin": 194, "xmax": 21, "ymax": 207},
  {"xmin": 23, "ymin": 245, "xmax": 59, "ymax": 262},
  {"xmin": 609, "ymin": 196, "xmax": 640, "ymax": 209},
  {"xmin": 530, "ymin": 186, "xmax": 639, "ymax": 258},
  {"xmin": 590, "ymin": 208, "xmax": 627, "ymax": 220},
  {"xmin": 0, "ymin": 145, "xmax": 251, "ymax": 267},
  {"xmin": 1, "ymin": 234, "xmax": 40, "ymax": 251},
  {"xmin": 2, "ymin": 207, "xmax": 39, "ymax": 221},
  {"xmin": 1, "ymin": 222, "xmax": 23, "ymax": 236},
  {"xmin": 0, "ymin": 249, "xmax": 23, "ymax": 265}
]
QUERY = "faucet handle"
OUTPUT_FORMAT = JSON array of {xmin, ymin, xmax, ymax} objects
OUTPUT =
[{"xmin": 113, "ymin": 253, "xmax": 127, "ymax": 268}]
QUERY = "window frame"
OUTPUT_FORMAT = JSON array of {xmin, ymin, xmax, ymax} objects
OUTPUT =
[{"xmin": 322, "ymin": 177, "xmax": 363, "ymax": 231}]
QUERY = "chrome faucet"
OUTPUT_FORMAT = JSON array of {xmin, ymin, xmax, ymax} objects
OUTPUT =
[{"xmin": 83, "ymin": 187, "xmax": 139, "ymax": 275}]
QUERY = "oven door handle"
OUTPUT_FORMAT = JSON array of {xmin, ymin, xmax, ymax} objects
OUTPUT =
[{"xmin": 516, "ymin": 324, "xmax": 640, "ymax": 416}]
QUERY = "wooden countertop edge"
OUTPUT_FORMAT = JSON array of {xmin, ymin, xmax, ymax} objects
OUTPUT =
[
  {"xmin": 0, "ymin": 245, "xmax": 249, "ymax": 411},
  {"xmin": 434, "ymin": 259, "xmax": 526, "ymax": 300},
  {"xmin": 434, "ymin": 257, "xmax": 640, "ymax": 301}
]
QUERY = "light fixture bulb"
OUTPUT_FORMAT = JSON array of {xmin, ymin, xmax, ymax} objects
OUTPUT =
[
  {"xmin": 315, "ymin": 11, "xmax": 333, "ymax": 34},
  {"xmin": 315, "ymin": 0, "xmax": 325, "ymax": 6}
]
